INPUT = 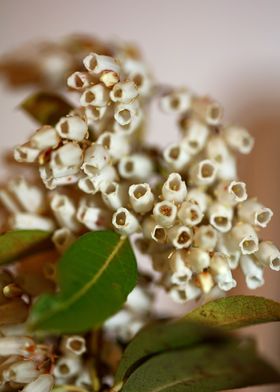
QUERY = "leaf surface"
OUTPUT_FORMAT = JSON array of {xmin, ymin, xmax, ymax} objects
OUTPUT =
[
  {"xmin": 115, "ymin": 320, "xmax": 227, "ymax": 383},
  {"xmin": 184, "ymin": 295, "xmax": 280, "ymax": 330},
  {"xmin": 21, "ymin": 91, "xmax": 73, "ymax": 125},
  {"xmin": 121, "ymin": 341, "xmax": 280, "ymax": 392},
  {"xmin": 29, "ymin": 231, "xmax": 137, "ymax": 333},
  {"xmin": 0, "ymin": 230, "xmax": 52, "ymax": 265}
]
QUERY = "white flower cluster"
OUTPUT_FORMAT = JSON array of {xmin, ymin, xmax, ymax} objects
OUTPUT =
[
  {"xmin": 0, "ymin": 283, "xmax": 151, "ymax": 391},
  {"xmin": 0, "ymin": 333, "xmax": 54, "ymax": 392},
  {"xmin": 14, "ymin": 51, "xmax": 153, "ymax": 193},
  {"xmin": 150, "ymin": 90, "xmax": 279, "ymax": 302},
  {"xmin": 0, "ymin": 326, "xmax": 96, "ymax": 391},
  {"xmin": 1, "ymin": 51, "xmax": 278, "ymax": 307}
]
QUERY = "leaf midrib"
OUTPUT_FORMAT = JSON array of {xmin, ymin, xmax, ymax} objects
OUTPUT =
[{"xmin": 32, "ymin": 235, "xmax": 127, "ymax": 327}]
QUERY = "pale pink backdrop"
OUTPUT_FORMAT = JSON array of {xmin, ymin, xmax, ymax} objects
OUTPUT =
[{"xmin": 0, "ymin": 1, "xmax": 279, "ymax": 391}]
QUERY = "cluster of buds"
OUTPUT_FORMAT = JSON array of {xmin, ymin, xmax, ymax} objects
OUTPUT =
[
  {"xmin": 13, "ymin": 51, "xmax": 153, "ymax": 194},
  {"xmin": 0, "ymin": 268, "xmax": 151, "ymax": 391},
  {"xmin": 0, "ymin": 326, "xmax": 116, "ymax": 391},
  {"xmin": 147, "ymin": 90, "xmax": 278, "ymax": 302},
  {"xmin": 0, "ymin": 37, "xmax": 279, "ymax": 392},
  {"xmin": 0, "ymin": 334, "xmax": 54, "ymax": 392},
  {"xmin": 2, "ymin": 50, "xmax": 278, "ymax": 306}
]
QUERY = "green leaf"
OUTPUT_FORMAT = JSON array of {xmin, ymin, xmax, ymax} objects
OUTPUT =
[
  {"xmin": 29, "ymin": 231, "xmax": 137, "ymax": 333},
  {"xmin": 115, "ymin": 320, "xmax": 227, "ymax": 384},
  {"xmin": 0, "ymin": 230, "xmax": 52, "ymax": 265},
  {"xmin": 20, "ymin": 92, "xmax": 73, "ymax": 125},
  {"xmin": 184, "ymin": 295, "xmax": 280, "ymax": 330},
  {"xmin": 121, "ymin": 341, "xmax": 280, "ymax": 392}
]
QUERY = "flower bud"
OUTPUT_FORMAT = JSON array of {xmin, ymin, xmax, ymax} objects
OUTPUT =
[
  {"xmin": 8, "ymin": 178, "xmax": 45, "ymax": 214},
  {"xmin": 114, "ymin": 101, "xmax": 139, "ymax": 126},
  {"xmin": 163, "ymin": 144, "xmax": 190, "ymax": 171},
  {"xmin": 51, "ymin": 142, "xmax": 83, "ymax": 168},
  {"xmin": 52, "ymin": 228, "xmax": 76, "ymax": 253},
  {"xmin": 49, "ymin": 163, "xmax": 80, "ymax": 180},
  {"xmin": 3, "ymin": 360, "xmax": 39, "ymax": 384},
  {"xmin": 56, "ymin": 116, "xmax": 88, "ymax": 142},
  {"xmin": 192, "ymin": 96, "xmax": 223, "ymax": 126},
  {"xmin": 153, "ymin": 200, "xmax": 177, "ymax": 228},
  {"xmin": 10, "ymin": 213, "xmax": 55, "ymax": 231},
  {"xmin": 30, "ymin": 125, "xmax": 60, "ymax": 150},
  {"xmin": 83, "ymin": 53, "xmax": 120, "ymax": 74},
  {"xmin": 80, "ymin": 165, "xmax": 117, "ymax": 194},
  {"xmin": 196, "ymin": 271, "xmax": 215, "ymax": 294},
  {"xmin": 162, "ymin": 173, "xmax": 187, "ymax": 204},
  {"xmin": 80, "ymin": 84, "xmax": 109, "ymax": 107},
  {"xmin": 129, "ymin": 183, "xmax": 154, "ymax": 214},
  {"xmin": 77, "ymin": 202, "xmax": 107, "ymax": 231},
  {"xmin": 46, "ymin": 173, "xmax": 81, "ymax": 189},
  {"xmin": 60, "ymin": 335, "xmax": 86, "ymax": 356},
  {"xmin": 208, "ymin": 202, "xmax": 233, "ymax": 233},
  {"xmin": 113, "ymin": 110, "xmax": 142, "ymax": 135},
  {"xmin": 216, "ymin": 234, "xmax": 241, "ymax": 269},
  {"xmin": 142, "ymin": 217, "xmax": 167, "ymax": 243},
  {"xmin": 118, "ymin": 154, "xmax": 153, "ymax": 181},
  {"xmin": 167, "ymin": 225, "xmax": 193, "ymax": 249},
  {"xmin": 50, "ymin": 193, "xmax": 80, "ymax": 233},
  {"xmin": 181, "ymin": 118, "xmax": 209, "ymax": 154},
  {"xmin": 112, "ymin": 207, "xmax": 140, "ymax": 235},
  {"xmin": 238, "ymin": 199, "xmax": 273, "ymax": 228},
  {"xmin": 67, "ymin": 71, "xmax": 94, "ymax": 90},
  {"xmin": 190, "ymin": 159, "xmax": 217, "ymax": 186},
  {"xmin": 169, "ymin": 250, "xmax": 192, "ymax": 285},
  {"xmin": 82, "ymin": 143, "xmax": 110, "ymax": 175},
  {"xmin": 169, "ymin": 281, "xmax": 201, "ymax": 303},
  {"xmin": 160, "ymin": 89, "xmax": 191, "ymax": 114},
  {"xmin": 102, "ymin": 182, "xmax": 127, "ymax": 211},
  {"xmin": 22, "ymin": 375, "xmax": 54, "ymax": 392},
  {"xmin": 231, "ymin": 223, "xmax": 259, "ymax": 255},
  {"xmin": 240, "ymin": 255, "xmax": 264, "ymax": 289},
  {"xmin": 100, "ymin": 69, "xmax": 120, "ymax": 87},
  {"xmin": 206, "ymin": 136, "xmax": 230, "ymax": 166},
  {"xmin": 97, "ymin": 131, "xmax": 130, "ymax": 162},
  {"xmin": 123, "ymin": 59, "xmax": 153, "ymax": 97},
  {"xmin": 215, "ymin": 180, "xmax": 247, "ymax": 205},
  {"xmin": 178, "ymin": 200, "xmax": 203, "ymax": 227},
  {"xmin": 193, "ymin": 225, "xmax": 218, "ymax": 251},
  {"xmin": 14, "ymin": 143, "xmax": 40, "ymax": 163},
  {"xmin": 85, "ymin": 105, "xmax": 107, "ymax": 122},
  {"xmin": 216, "ymin": 153, "xmax": 237, "ymax": 180},
  {"xmin": 78, "ymin": 176, "xmax": 99, "ymax": 194},
  {"xmin": 210, "ymin": 253, "xmax": 236, "ymax": 291},
  {"xmin": 53, "ymin": 356, "xmax": 81, "ymax": 379},
  {"xmin": 255, "ymin": 241, "xmax": 280, "ymax": 271},
  {"xmin": 186, "ymin": 188, "xmax": 210, "ymax": 213},
  {"xmin": 185, "ymin": 247, "xmax": 210, "ymax": 273},
  {"xmin": 223, "ymin": 125, "xmax": 254, "ymax": 154},
  {"xmin": 110, "ymin": 81, "xmax": 138, "ymax": 103},
  {"xmin": 0, "ymin": 336, "xmax": 34, "ymax": 357}
]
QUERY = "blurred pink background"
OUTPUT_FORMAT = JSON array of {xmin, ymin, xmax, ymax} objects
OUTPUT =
[{"xmin": 0, "ymin": 1, "xmax": 279, "ymax": 390}]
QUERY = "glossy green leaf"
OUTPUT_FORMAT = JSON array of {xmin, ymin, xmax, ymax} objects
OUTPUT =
[
  {"xmin": 121, "ymin": 341, "xmax": 280, "ymax": 392},
  {"xmin": 115, "ymin": 320, "xmax": 227, "ymax": 383},
  {"xmin": 29, "ymin": 231, "xmax": 137, "ymax": 333},
  {"xmin": 21, "ymin": 91, "xmax": 73, "ymax": 125},
  {"xmin": 0, "ymin": 230, "xmax": 52, "ymax": 265},
  {"xmin": 184, "ymin": 295, "xmax": 280, "ymax": 330}
]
